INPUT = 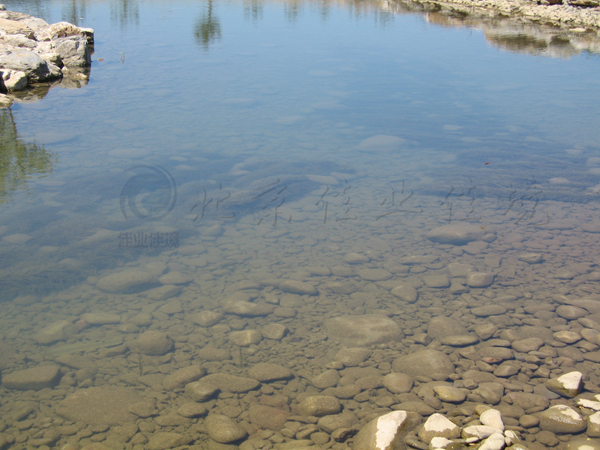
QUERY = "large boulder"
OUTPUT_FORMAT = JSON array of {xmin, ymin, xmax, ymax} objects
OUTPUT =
[
  {"xmin": 0, "ymin": 49, "xmax": 61, "ymax": 82},
  {"xmin": 54, "ymin": 36, "xmax": 91, "ymax": 67}
]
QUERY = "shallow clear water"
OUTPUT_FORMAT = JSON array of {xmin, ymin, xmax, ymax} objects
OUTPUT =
[{"xmin": 2, "ymin": 0, "xmax": 600, "ymax": 446}]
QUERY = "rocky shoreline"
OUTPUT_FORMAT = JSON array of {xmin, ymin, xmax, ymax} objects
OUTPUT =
[
  {"xmin": 0, "ymin": 4, "xmax": 94, "ymax": 107},
  {"xmin": 390, "ymin": 0, "xmax": 600, "ymax": 33}
]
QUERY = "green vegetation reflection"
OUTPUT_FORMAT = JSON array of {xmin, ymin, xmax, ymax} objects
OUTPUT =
[{"xmin": 0, "ymin": 109, "xmax": 56, "ymax": 204}]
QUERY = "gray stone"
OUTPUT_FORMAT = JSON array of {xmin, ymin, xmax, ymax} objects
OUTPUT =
[
  {"xmin": 428, "ymin": 317, "xmax": 468, "ymax": 340},
  {"xmin": 392, "ymin": 349, "xmax": 455, "ymax": 379},
  {"xmin": 471, "ymin": 305, "xmax": 507, "ymax": 317},
  {"xmin": 518, "ymin": 253, "xmax": 543, "ymax": 264},
  {"xmin": 0, "ymin": 49, "xmax": 60, "ymax": 82},
  {"xmin": 95, "ymin": 269, "xmax": 157, "ymax": 293},
  {"xmin": 1, "ymin": 69, "xmax": 27, "ymax": 90},
  {"xmin": 312, "ymin": 369, "xmax": 340, "ymax": 389},
  {"xmin": 223, "ymin": 301, "xmax": 274, "ymax": 317},
  {"xmin": 317, "ymin": 412, "xmax": 358, "ymax": 434},
  {"xmin": 54, "ymin": 36, "xmax": 91, "ymax": 67},
  {"xmin": 2, "ymin": 364, "xmax": 61, "ymax": 390},
  {"xmin": 432, "ymin": 386, "xmax": 466, "ymax": 403},
  {"xmin": 324, "ymin": 315, "xmax": 402, "ymax": 346},
  {"xmin": 537, "ymin": 405, "xmax": 587, "ymax": 434},
  {"xmin": 202, "ymin": 373, "xmax": 260, "ymax": 393},
  {"xmin": 440, "ymin": 335, "xmax": 479, "ymax": 346},
  {"xmin": 354, "ymin": 411, "xmax": 421, "ymax": 450},
  {"xmin": 423, "ymin": 275, "xmax": 450, "ymax": 288},
  {"xmin": 248, "ymin": 363, "xmax": 293, "ymax": 382},
  {"xmin": 556, "ymin": 305, "xmax": 588, "ymax": 320},
  {"xmin": 335, "ymin": 348, "xmax": 371, "ymax": 366},
  {"xmin": 382, "ymin": 372, "xmax": 414, "ymax": 394},
  {"xmin": 426, "ymin": 224, "xmax": 486, "ymax": 245},
  {"xmin": 185, "ymin": 380, "xmax": 219, "ymax": 402},
  {"xmin": 230, "ymin": 329, "xmax": 262, "ymax": 346},
  {"xmin": 130, "ymin": 331, "xmax": 173, "ymax": 356},
  {"xmin": 566, "ymin": 438, "xmax": 600, "ymax": 450},
  {"xmin": 391, "ymin": 284, "xmax": 418, "ymax": 303},
  {"xmin": 56, "ymin": 387, "xmax": 142, "ymax": 425},
  {"xmin": 163, "ymin": 365, "xmax": 205, "ymax": 390},
  {"xmin": 511, "ymin": 337, "xmax": 543, "ymax": 353},
  {"xmin": 248, "ymin": 403, "xmax": 290, "ymax": 431},
  {"xmin": 359, "ymin": 268, "xmax": 392, "ymax": 281},
  {"xmin": 205, "ymin": 414, "xmax": 248, "ymax": 443},
  {"xmin": 466, "ymin": 273, "xmax": 495, "ymax": 288},
  {"xmin": 34, "ymin": 320, "xmax": 73, "ymax": 344},
  {"xmin": 146, "ymin": 432, "xmax": 193, "ymax": 450},
  {"xmin": 280, "ymin": 280, "xmax": 318, "ymax": 295},
  {"xmin": 297, "ymin": 396, "xmax": 341, "ymax": 417},
  {"xmin": 262, "ymin": 323, "xmax": 287, "ymax": 340}
]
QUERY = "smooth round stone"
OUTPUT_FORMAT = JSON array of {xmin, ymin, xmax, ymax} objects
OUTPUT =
[
  {"xmin": 582, "ymin": 328, "xmax": 600, "ymax": 343},
  {"xmin": 392, "ymin": 349, "xmax": 455, "ymax": 379},
  {"xmin": 538, "ymin": 405, "xmax": 587, "ymax": 434},
  {"xmin": 545, "ymin": 371, "xmax": 583, "ymax": 398},
  {"xmin": 518, "ymin": 253, "xmax": 543, "ymax": 264},
  {"xmin": 248, "ymin": 363, "xmax": 293, "ymax": 382},
  {"xmin": 335, "ymin": 348, "xmax": 371, "ymax": 367},
  {"xmin": 475, "ymin": 323, "xmax": 498, "ymax": 340},
  {"xmin": 163, "ymin": 366, "xmax": 206, "ymax": 391},
  {"xmin": 391, "ymin": 285, "xmax": 418, "ymax": 303},
  {"xmin": 423, "ymin": 275, "xmax": 450, "ymax": 288},
  {"xmin": 439, "ymin": 335, "xmax": 479, "ymax": 346},
  {"xmin": 222, "ymin": 301, "xmax": 273, "ymax": 317},
  {"xmin": 519, "ymin": 415, "xmax": 540, "ymax": 428},
  {"xmin": 418, "ymin": 413, "xmax": 460, "ymax": 443},
  {"xmin": 178, "ymin": 403, "xmax": 207, "ymax": 418},
  {"xmin": 479, "ymin": 346, "xmax": 513, "ymax": 361},
  {"xmin": 480, "ymin": 409, "xmax": 504, "ymax": 432},
  {"xmin": 556, "ymin": 305, "xmax": 588, "ymax": 320},
  {"xmin": 553, "ymin": 330, "xmax": 581, "ymax": 344},
  {"xmin": 229, "ymin": 330, "xmax": 262, "ymax": 346},
  {"xmin": 297, "ymin": 396, "xmax": 341, "ymax": 417},
  {"xmin": 262, "ymin": 323, "xmax": 287, "ymax": 340},
  {"xmin": 280, "ymin": 280, "xmax": 318, "ymax": 295},
  {"xmin": 358, "ymin": 268, "xmax": 392, "ymax": 281},
  {"xmin": 324, "ymin": 315, "xmax": 402, "ymax": 346},
  {"xmin": 131, "ymin": 331, "xmax": 173, "ymax": 356},
  {"xmin": 158, "ymin": 271, "xmax": 193, "ymax": 285},
  {"xmin": 344, "ymin": 252, "xmax": 370, "ymax": 264},
  {"xmin": 493, "ymin": 364, "xmax": 520, "ymax": 377},
  {"xmin": 428, "ymin": 317, "xmax": 468, "ymax": 340},
  {"xmin": 511, "ymin": 337, "xmax": 544, "ymax": 353},
  {"xmin": 274, "ymin": 307, "xmax": 296, "ymax": 318},
  {"xmin": 96, "ymin": 269, "xmax": 157, "ymax": 293},
  {"xmin": 382, "ymin": 373, "xmax": 414, "ymax": 394},
  {"xmin": 185, "ymin": 380, "xmax": 219, "ymax": 402},
  {"xmin": 466, "ymin": 273, "xmax": 495, "ymax": 288},
  {"xmin": 157, "ymin": 300, "xmax": 183, "ymax": 315},
  {"xmin": 205, "ymin": 414, "xmax": 247, "ymax": 443},
  {"xmin": 425, "ymin": 224, "xmax": 486, "ymax": 245},
  {"xmin": 471, "ymin": 305, "xmax": 506, "ymax": 317},
  {"xmin": 555, "ymin": 270, "xmax": 577, "ymax": 279},
  {"xmin": 432, "ymin": 386, "xmax": 466, "ymax": 403},
  {"xmin": 312, "ymin": 370, "xmax": 340, "ymax": 389},
  {"xmin": 190, "ymin": 311, "xmax": 224, "ymax": 327}
]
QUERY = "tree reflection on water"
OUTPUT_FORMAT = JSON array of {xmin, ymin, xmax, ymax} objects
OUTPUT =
[
  {"xmin": 194, "ymin": 0, "xmax": 222, "ymax": 50},
  {"xmin": 0, "ymin": 109, "xmax": 55, "ymax": 204}
]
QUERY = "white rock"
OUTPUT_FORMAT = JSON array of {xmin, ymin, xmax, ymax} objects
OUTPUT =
[
  {"xmin": 479, "ymin": 432, "xmax": 506, "ymax": 450},
  {"xmin": 577, "ymin": 399, "xmax": 600, "ymax": 411},
  {"xmin": 462, "ymin": 426, "xmax": 499, "ymax": 440},
  {"xmin": 430, "ymin": 437, "xmax": 453, "ymax": 450},
  {"xmin": 480, "ymin": 409, "xmax": 504, "ymax": 432},
  {"xmin": 418, "ymin": 413, "xmax": 460, "ymax": 444}
]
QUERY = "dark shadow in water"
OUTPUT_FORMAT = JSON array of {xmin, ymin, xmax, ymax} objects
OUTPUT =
[
  {"xmin": 0, "ymin": 109, "xmax": 56, "ymax": 204},
  {"xmin": 194, "ymin": 0, "xmax": 222, "ymax": 50}
]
